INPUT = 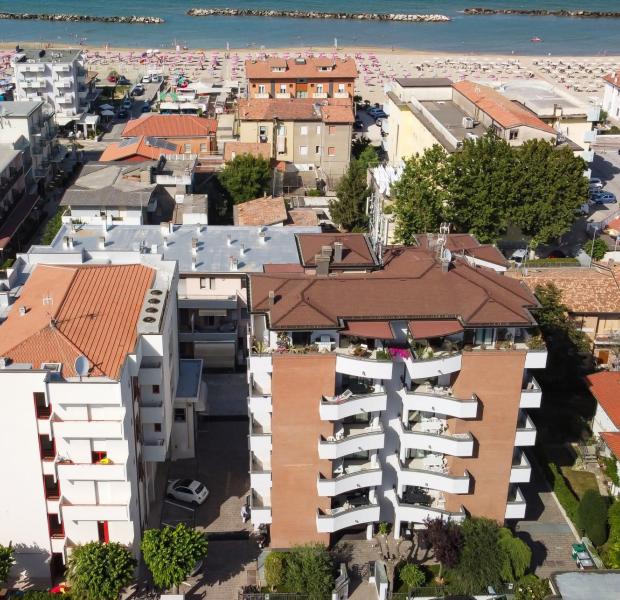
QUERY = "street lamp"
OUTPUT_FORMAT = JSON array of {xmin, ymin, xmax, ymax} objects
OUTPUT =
[{"xmin": 589, "ymin": 227, "xmax": 598, "ymax": 268}]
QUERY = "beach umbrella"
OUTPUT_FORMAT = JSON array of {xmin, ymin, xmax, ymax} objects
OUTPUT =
[
  {"xmin": 101, "ymin": 110, "xmax": 115, "ymax": 117},
  {"xmin": 99, "ymin": 104, "xmax": 114, "ymax": 111}
]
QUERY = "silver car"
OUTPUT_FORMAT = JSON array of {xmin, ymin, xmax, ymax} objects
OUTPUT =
[{"xmin": 167, "ymin": 478, "xmax": 209, "ymax": 505}]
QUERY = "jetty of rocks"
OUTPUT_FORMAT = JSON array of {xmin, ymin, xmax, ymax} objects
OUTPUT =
[
  {"xmin": 464, "ymin": 8, "xmax": 620, "ymax": 18},
  {"xmin": 0, "ymin": 12, "xmax": 164, "ymax": 24}
]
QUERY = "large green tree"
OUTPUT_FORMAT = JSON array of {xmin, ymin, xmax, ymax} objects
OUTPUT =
[
  {"xmin": 498, "ymin": 528, "xmax": 531, "ymax": 581},
  {"xmin": 399, "ymin": 563, "xmax": 426, "ymax": 598},
  {"xmin": 392, "ymin": 145, "xmax": 448, "ymax": 244},
  {"xmin": 283, "ymin": 544, "xmax": 334, "ymax": 600},
  {"xmin": 330, "ymin": 159, "xmax": 369, "ymax": 231},
  {"xmin": 65, "ymin": 542, "xmax": 135, "ymax": 600},
  {"xmin": 141, "ymin": 523, "xmax": 208, "ymax": 592},
  {"xmin": 0, "ymin": 543, "xmax": 13, "ymax": 583},
  {"xmin": 219, "ymin": 154, "xmax": 272, "ymax": 204}
]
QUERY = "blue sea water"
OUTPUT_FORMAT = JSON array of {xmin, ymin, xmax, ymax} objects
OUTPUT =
[{"xmin": 0, "ymin": 1, "xmax": 619, "ymax": 54}]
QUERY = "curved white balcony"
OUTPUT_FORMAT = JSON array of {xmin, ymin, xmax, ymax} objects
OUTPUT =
[
  {"xmin": 397, "ymin": 420, "xmax": 474, "ymax": 457},
  {"xmin": 396, "ymin": 460, "xmax": 470, "ymax": 494},
  {"xmin": 525, "ymin": 349, "xmax": 547, "ymax": 369},
  {"xmin": 317, "ymin": 466, "xmax": 383, "ymax": 496},
  {"xmin": 515, "ymin": 412, "xmax": 537, "ymax": 447},
  {"xmin": 248, "ymin": 394, "xmax": 272, "ymax": 414},
  {"xmin": 392, "ymin": 493, "xmax": 465, "ymax": 525},
  {"xmin": 402, "ymin": 387, "xmax": 478, "ymax": 419},
  {"xmin": 335, "ymin": 352, "xmax": 394, "ymax": 380},
  {"xmin": 250, "ymin": 490, "xmax": 272, "ymax": 526},
  {"xmin": 248, "ymin": 354, "xmax": 272, "ymax": 374},
  {"xmin": 520, "ymin": 376, "xmax": 542, "ymax": 409},
  {"xmin": 318, "ymin": 425, "xmax": 385, "ymax": 460},
  {"xmin": 510, "ymin": 452, "xmax": 532, "ymax": 483},
  {"xmin": 505, "ymin": 486, "xmax": 527, "ymax": 519},
  {"xmin": 405, "ymin": 353, "xmax": 462, "ymax": 380},
  {"xmin": 320, "ymin": 392, "xmax": 387, "ymax": 421},
  {"xmin": 316, "ymin": 503, "xmax": 380, "ymax": 533},
  {"xmin": 57, "ymin": 463, "xmax": 127, "ymax": 481}
]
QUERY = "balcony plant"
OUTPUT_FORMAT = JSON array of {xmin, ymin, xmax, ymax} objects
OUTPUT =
[
  {"xmin": 97, "ymin": 457, "xmax": 112, "ymax": 465},
  {"xmin": 526, "ymin": 335, "xmax": 546, "ymax": 350},
  {"xmin": 352, "ymin": 344, "xmax": 370, "ymax": 358},
  {"xmin": 387, "ymin": 346, "xmax": 411, "ymax": 360},
  {"xmin": 375, "ymin": 349, "xmax": 390, "ymax": 360}
]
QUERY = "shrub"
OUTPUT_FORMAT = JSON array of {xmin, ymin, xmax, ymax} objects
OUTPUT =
[
  {"xmin": 549, "ymin": 463, "xmax": 580, "ymax": 526},
  {"xmin": 306, "ymin": 188, "xmax": 323, "ymax": 197},
  {"xmin": 399, "ymin": 563, "xmax": 425, "ymax": 594},
  {"xmin": 498, "ymin": 528, "xmax": 531, "ymax": 581},
  {"xmin": 602, "ymin": 457, "xmax": 620, "ymax": 487},
  {"xmin": 41, "ymin": 208, "xmax": 64, "ymax": 245},
  {"xmin": 264, "ymin": 551, "xmax": 286, "ymax": 590},
  {"xmin": 283, "ymin": 544, "xmax": 334, "ymax": 600},
  {"xmin": 515, "ymin": 575, "xmax": 550, "ymax": 600},
  {"xmin": 0, "ymin": 543, "xmax": 13, "ymax": 583},
  {"xmin": 525, "ymin": 258, "xmax": 580, "ymax": 267},
  {"xmin": 583, "ymin": 238, "xmax": 608, "ymax": 261},
  {"xmin": 577, "ymin": 489, "xmax": 608, "ymax": 546}
]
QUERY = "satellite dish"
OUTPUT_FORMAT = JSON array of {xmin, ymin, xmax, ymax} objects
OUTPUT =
[
  {"xmin": 442, "ymin": 248, "xmax": 452, "ymax": 263},
  {"xmin": 75, "ymin": 355, "xmax": 90, "ymax": 379}
]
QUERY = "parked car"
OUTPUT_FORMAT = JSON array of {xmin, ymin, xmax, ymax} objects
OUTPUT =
[
  {"xmin": 141, "ymin": 104, "xmax": 151, "ymax": 112},
  {"xmin": 141, "ymin": 74, "xmax": 152, "ymax": 84},
  {"xmin": 592, "ymin": 191, "xmax": 617, "ymax": 204},
  {"xmin": 117, "ymin": 109, "xmax": 128, "ymax": 119},
  {"xmin": 589, "ymin": 177, "xmax": 603, "ymax": 190},
  {"xmin": 167, "ymin": 479, "xmax": 209, "ymax": 505},
  {"xmin": 131, "ymin": 85, "xmax": 144, "ymax": 96},
  {"xmin": 151, "ymin": 74, "xmax": 162, "ymax": 83},
  {"xmin": 368, "ymin": 107, "xmax": 387, "ymax": 119},
  {"xmin": 121, "ymin": 98, "xmax": 132, "ymax": 109},
  {"xmin": 117, "ymin": 76, "xmax": 130, "ymax": 86}
]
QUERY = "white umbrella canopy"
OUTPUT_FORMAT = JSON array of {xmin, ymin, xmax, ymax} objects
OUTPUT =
[
  {"xmin": 101, "ymin": 110, "xmax": 115, "ymax": 117},
  {"xmin": 99, "ymin": 103, "xmax": 114, "ymax": 111}
]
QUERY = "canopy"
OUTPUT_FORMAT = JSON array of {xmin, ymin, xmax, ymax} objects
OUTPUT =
[
  {"xmin": 99, "ymin": 103, "xmax": 114, "ymax": 111},
  {"xmin": 342, "ymin": 321, "xmax": 394, "ymax": 340},
  {"xmin": 100, "ymin": 110, "xmax": 115, "ymax": 117},
  {"xmin": 408, "ymin": 320, "xmax": 463, "ymax": 340}
]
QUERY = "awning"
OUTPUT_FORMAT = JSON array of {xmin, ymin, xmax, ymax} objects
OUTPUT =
[
  {"xmin": 408, "ymin": 320, "xmax": 463, "ymax": 340},
  {"xmin": 342, "ymin": 321, "xmax": 394, "ymax": 340}
]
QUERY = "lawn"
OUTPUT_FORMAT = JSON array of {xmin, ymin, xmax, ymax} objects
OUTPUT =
[{"xmin": 561, "ymin": 467, "xmax": 599, "ymax": 499}]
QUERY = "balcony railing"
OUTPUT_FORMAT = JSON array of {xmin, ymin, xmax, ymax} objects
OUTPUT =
[
  {"xmin": 520, "ymin": 376, "xmax": 542, "ymax": 409},
  {"xmin": 318, "ymin": 424, "xmax": 385, "ymax": 460},
  {"xmin": 403, "ymin": 385, "xmax": 478, "ymax": 419},
  {"xmin": 335, "ymin": 347, "xmax": 395, "ymax": 380},
  {"xmin": 320, "ymin": 390, "xmax": 387, "ymax": 421},
  {"xmin": 317, "ymin": 462, "xmax": 383, "ymax": 496},
  {"xmin": 57, "ymin": 462, "xmax": 127, "ymax": 481},
  {"xmin": 392, "ymin": 491, "xmax": 466, "ymax": 525},
  {"xmin": 316, "ymin": 503, "xmax": 380, "ymax": 533},
  {"xmin": 250, "ymin": 490, "xmax": 272, "ymax": 525},
  {"xmin": 397, "ymin": 419, "xmax": 474, "ymax": 457},
  {"xmin": 515, "ymin": 412, "xmax": 537, "ymax": 447},
  {"xmin": 505, "ymin": 485, "xmax": 527, "ymax": 519},
  {"xmin": 510, "ymin": 451, "xmax": 532, "ymax": 483},
  {"xmin": 396, "ymin": 458, "xmax": 470, "ymax": 494},
  {"xmin": 250, "ymin": 455, "xmax": 272, "ymax": 492}
]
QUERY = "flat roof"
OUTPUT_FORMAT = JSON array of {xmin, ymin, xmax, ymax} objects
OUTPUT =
[
  {"xmin": 499, "ymin": 80, "xmax": 587, "ymax": 116},
  {"xmin": 395, "ymin": 77, "xmax": 453, "ymax": 88},
  {"xmin": 41, "ymin": 223, "xmax": 321, "ymax": 274},
  {"xmin": 0, "ymin": 145, "xmax": 20, "ymax": 173},
  {"xmin": 15, "ymin": 48, "xmax": 81, "ymax": 64},
  {"xmin": 419, "ymin": 99, "xmax": 487, "ymax": 146},
  {"xmin": 553, "ymin": 571, "xmax": 620, "ymax": 600},
  {"xmin": 177, "ymin": 359, "xmax": 202, "ymax": 398},
  {"xmin": 0, "ymin": 100, "xmax": 42, "ymax": 118}
]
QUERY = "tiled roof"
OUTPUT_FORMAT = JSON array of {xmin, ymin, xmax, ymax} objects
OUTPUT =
[
  {"xmin": 122, "ymin": 114, "xmax": 217, "ymax": 138},
  {"xmin": 287, "ymin": 209, "xmax": 319, "ymax": 227},
  {"xmin": 415, "ymin": 233, "xmax": 508, "ymax": 267},
  {"xmin": 587, "ymin": 372, "xmax": 620, "ymax": 430},
  {"xmin": 238, "ymin": 98, "xmax": 354, "ymax": 124},
  {"xmin": 249, "ymin": 246, "xmax": 539, "ymax": 329},
  {"xmin": 245, "ymin": 57, "xmax": 358, "ymax": 80},
  {"xmin": 453, "ymin": 81, "xmax": 557, "ymax": 135},
  {"xmin": 296, "ymin": 233, "xmax": 377, "ymax": 267},
  {"xmin": 604, "ymin": 71, "xmax": 620, "ymax": 89},
  {"xmin": 224, "ymin": 142, "xmax": 272, "ymax": 162},
  {"xmin": 0, "ymin": 264, "xmax": 154, "ymax": 379},
  {"xmin": 100, "ymin": 136, "xmax": 181, "ymax": 162},
  {"xmin": 509, "ymin": 265, "xmax": 620, "ymax": 314},
  {"xmin": 233, "ymin": 196, "xmax": 287, "ymax": 226},
  {"xmin": 602, "ymin": 432, "xmax": 620, "ymax": 459}
]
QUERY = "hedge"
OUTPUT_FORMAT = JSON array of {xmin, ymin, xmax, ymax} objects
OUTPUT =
[
  {"xmin": 549, "ymin": 463, "xmax": 580, "ymax": 526},
  {"xmin": 577, "ymin": 490, "xmax": 608, "ymax": 547},
  {"xmin": 41, "ymin": 207, "xmax": 64, "ymax": 246},
  {"xmin": 524, "ymin": 258, "xmax": 580, "ymax": 267}
]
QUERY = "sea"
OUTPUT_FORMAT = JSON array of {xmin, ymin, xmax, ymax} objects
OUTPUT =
[{"xmin": 1, "ymin": 1, "xmax": 620, "ymax": 54}]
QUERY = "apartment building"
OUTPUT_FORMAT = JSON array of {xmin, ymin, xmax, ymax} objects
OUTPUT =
[
  {"xmin": 603, "ymin": 70, "xmax": 620, "ymax": 121},
  {"xmin": 0, "ymin": 254, "xmax": 204, "ymax": 585},
  {"xmin": 13, "ymin": 48, "xmax": 90, "ymax": 126},
  {"xmin": 237, "ymin": 98, "xmax": 354, "ymax": 181},
  {"xmin": 386, "ymin": 78, "xmax": 584, "ymax": 164},
  {"xmin": 245, "ymin": 56, "xmax": 357, "ymax": 100},
  {"xmin": 246, "ymin": 233, "xmax": 547, "ymax": 546},
  {"xmin": 100, "ymin": 136, "xmax": 183, "ymax": 163}
]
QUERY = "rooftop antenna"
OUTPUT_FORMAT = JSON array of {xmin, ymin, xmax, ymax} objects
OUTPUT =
[
  {"xmin": 437, "ymin": 222, "xmax": 450, "ymax": 259},
  {"xmin": 74, "ymin": 355, "xmax": 90, "ymax": 381}
]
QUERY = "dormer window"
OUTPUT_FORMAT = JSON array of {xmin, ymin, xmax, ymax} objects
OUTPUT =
[{"xmin": 317, "ymin": 66, "xmax": 333, "ymax": 72}]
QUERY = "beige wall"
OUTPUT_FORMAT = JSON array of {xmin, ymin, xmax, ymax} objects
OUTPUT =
[
  {"xmin": 178, "ymin": 275, "xmax": 244, "ymax": 299},
  {"xmin": 249, "ymin": 78, "xmax": 354, "ymax": 99}
]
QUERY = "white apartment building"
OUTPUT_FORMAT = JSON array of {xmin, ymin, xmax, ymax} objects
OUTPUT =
[
  {"xmin": 0, "ymin": 255, "xmax": 203, "ymax": 586},
  {"xmin": 603, "ymin": 70, "xmax": 620, "ymax": 121},
  {"xmin": 13, "ymin": 48, "xmax": 90, "ymax": 127}
]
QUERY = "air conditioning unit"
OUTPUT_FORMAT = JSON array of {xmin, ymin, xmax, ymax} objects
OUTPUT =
[{"xmin": 462, "ymin": 117, "xmax": 475, "ymax": 129}]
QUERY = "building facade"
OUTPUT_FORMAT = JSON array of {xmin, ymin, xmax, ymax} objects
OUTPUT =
[
  {"xmin": 603, "ymin": 71, "xmax": 620, "ymax": 121},
  {"xmin": 246, "ymin": 234, "xmax": 547, "ymax": 546}
]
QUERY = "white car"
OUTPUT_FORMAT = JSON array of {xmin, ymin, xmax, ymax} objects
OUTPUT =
[
  {"xmin": 167, "ymin": 479, "xmax": 209, "ymax": 505},
  {"xmin": 589, "ymin": 177, "xmax": 603, "ymax": 190},
  {"xmin": 142, "ymin": 74, "xmax": 152, "ymax": 84}
]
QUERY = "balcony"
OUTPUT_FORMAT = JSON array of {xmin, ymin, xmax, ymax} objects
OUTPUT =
[
  {"xmin": 138, "ymin": 364, "xmax": 163, "ymax": 386},
  {"xmin": 317, "ymin": 461, "xmax": 383, "ymax": 496},
  {"xmin": 510, "ymin": 451, "xmax": 532, "ymax": 484},
  {"xmin": 52, "ymin": 420, "xmax": 123, "ymax": 439},
  {"xmin": 392, "ymin": 489, "xmax": 466, "ymax": 525},
  {"xmin": 505, "ymin": 486, "xmax": 527, "ymax": 519},
  {"xmin": 254, "ymin": 93, "xmax": 270, "ymax": 99},
  {"xmin": 50, "ymin": 536, "xmax": 67, "ymax": 555},
  {"xmin": 250, "ymin": 454, "xmax": 271, "ymax": 493},
  {"xmin": 53, "ymin": 64, "xmax": 71, "ymax": 73},
  {"xmin": 312, "ymin": 92, "xmax": 328, "ymax": 99},
  {"xmin": 249, "ymin": 419, "xmax": 272, "ymax": 456},
  {"xmin": 514, "ymin": 412, "xmax": 537, "ymax": 447},
  {"xmin": 318, "ymin": 424, "xmax": 385, "ymax": 460},
  {"xmin": 248, "ymin": 353, "xmax": 273, "ymax": 375},
  {"xmin": 320, "ymin": 389, "xmax": 387, "ymax": 421},
  {"xmin": 405, "ymin": 341, "xmax": 462, "ymax": 380},
  {"xmin": 42, "ymin": 458, "xmax": 56, "ymax": 477},
  {"xmin": 250, "ymin": 490, "xmax": 272, "ymax": 525},
  {"xmin": 520, "ymin": 376, "xmax": 542, "ymax": 409},
  {"xmin": 23, "ymin": 64, "xmax": 45, "ymax": 73},
  {"xmin": 143, "ymin": 439, "xmax": 166, "ymax": 461},
  {"xmin": 525, "ymin": 349, "xmax": 548, "ymax": 369},
  {"xmin": 397, "ymin": 419, "xmax": 474, "ymax": 457},
  {"xmin": 275, "ymin": 92, "xmax": 291, "ymax": 99},
  {"xmin": 22, "ymin": 79, "xmax": 46, "ymax": 89},
  {"xmin": 55, "ymin": 94, "xmax": 74, "ymax": 105},
  {"xmin": 57, "ymin": 462, "xmax": 127, "ymax": 481},
  {"xmin": 56, "ymin": 77, "xmax": 73, "ymax": 88},
  {"xmin": 334, "ymin": 92, "xmax": 350, "ymax": 99},
  {"xmin": 335, "ymin": 348, "xmax": 394, "ymax": 380},
  {"xmin": 403, "ymin": 384, "xmax": 478, "ymax": 419},
  {"xmin": 396, "ymin": 458, "xmax": 470, "ymax": 494},
  {"xmin": 316, "ymin": 503, "xmax": 380, "ymax": 533},
  {"xmin": 248, "ymin": 392, "xmax": 272, "ymax": 414},
  {"xmin": 61, "ymin": 502, "xmax": 129, "ymax": 522}
]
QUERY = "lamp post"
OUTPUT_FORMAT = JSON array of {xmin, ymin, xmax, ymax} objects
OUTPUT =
[{"xmin": 588, "ymin": 227, "xmax": 598, "ymax": 268}]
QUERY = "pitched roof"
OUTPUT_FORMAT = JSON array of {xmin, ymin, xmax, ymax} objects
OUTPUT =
[
  {"xmin": 508, "ymin": 265, "xmax": 620, "ymax": 314},
  {"xmin": 415, "ymin": 233, "xmax": 508, "ymax": 267},
  {"xmin": 245, "ymin": 57, "xmax": 358, "ymax": 80},
  {"xmin": 122, "ymin": 114, "xmax": 217, "ymax": 138},
  {"xmin": 99, "ymin": 136, "xmax": 181, "ymax": 162},
  {"xmin": 233, "ymin": 196, "xmax": 288, "ymax": 226},
  {"xmin": 602, "ymin": 432, "xmax": 620, "ymax": 459},
  {"xmin": 587, "ymin": 372, "xmax": 620, "ymax": 429},
  {"xmin": 452, "ymin": 81, "xmax": 557, "ymax": 135},
  {"xmin": 296, "ymin": 233, "xmax": 377, "ymax": 268},
  {"xmin": 604, "ymin": 71, "xmax": 620, "ymax": 90},
  {"xmin": 287, "ymin": 208, "xmax": 319, "ymax": 227},
  {"xmin": 0, "ymin": 264, "xmax": 154, "ymax": 379},
  {"xmin": 238, "ymin": 98, "xmax": 354, "ymax": 124},
  {"xmin": 249, "ymin": 246, "xmax": 539, "ymax": 329},
  {"xmin": 224, "ymin": 142, "xmax": 272, "ymax": 162}
]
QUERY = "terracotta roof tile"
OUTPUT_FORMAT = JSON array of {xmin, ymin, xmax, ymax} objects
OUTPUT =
[
  {"xmin": 604, "ymin": 71, "xmax": 620, "ymax": 89},
  {"xmin": 233, "ymin": 196, "xmax": 287, "ymax": 226},
  {"xmin": 224, "ymin": 142, "xmax": 272, "ymax": 162},
  {"xmin": 453, "ymin": 81, "xmax": 557, "ymax": 135},
  {"xmin": 587, "ymin": 372, "xmax": 620, "ymax": 430},
  {"xmin": 122, "ymin": 114, "xmax": 217, "ymax": 138},
  {"xmin": 287, "ymin": 209, "xmax": 319, "ymax": 227},
  {"xmin": 415, "ymin": 233, "xmax": 508, "ymax": 267},
  {"xmin": 245, "ymin": 57, "xmax": 358, "ymax": 80},
  {"xmin": 238, "ymin": 98, "xmax": 354, "ymax": 123},
  {"xmin": 100, "ymin": 136, "xmax": 182, "ymax": 162},
  {"xmin": 602, "ymin": 432, "xmax": 620, "ymax": 458},
  {"xmin": 0, "ymin": 264, "xmax": 154, "ymax": 379},
  {"xmin": 297, "ymin": 233, "xmax": 377, "ymax": 267}
]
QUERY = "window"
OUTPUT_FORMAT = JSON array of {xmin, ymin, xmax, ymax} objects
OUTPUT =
[
  {"xmin": 316, "ymin": 84, "xmax": 324, "ymax": 94},
  {"xmin": 259, "ymin": 125, "xmax": 268, "ymax": 136},
  {"xmin": 199, "ymin": 143, "xmax": 207, "ymax": 152},
  {"xmin": 279, "ymin": 84, "xmax": 286, "ymax": 94},
  {"xmin": 97, "ymin": 521, "xmax": 109, "ymax": 544},
  {"xmin": 299, "ymin": 146, "xmax": 308, "ymax": 156},
  {"xmin": 152, "ymin": 384, "xmax": 160, "ymax": 394},
  {"xmin": 258, "ymin": 84, "xmax": 266, "ymax": 94},
  {"xmin": 315, "ymin": 145, "xmax": 321, "ymax": 155},
  {"xmin": 316, "ymin": 125, "xmax": 321, "ymax": 135},
  {"xmin": 338, "ymin": 83, "xmax": 346, "ymax": 93},
  {"xmin": 300, "ymin": 125, "xmax": 308, "ymax": 135},
  {"xmin": 328, "ymin": 125, "xmax": 337, "ymax": 135},
  {"xmin": 277, "ymin": 125, "xmax": 286, "ymax": 136},
  {"xmin": 154, "ymin": 423, "xmax": 162, "ymax": 432},
  {"xmin": 34, "ymin": 392, "xmax": 50, "ymax": 418},
  {"xmin": 199, "ymin": 277, "xmax": 207, "ymax": 289},
  {"xmin": 184, "ymin": 143, "xmax": 191, "ymax": 153},
  {"xmin": 292, "ymin": 331, "xmax": 312, "ymax": 346},
  {"xmin": 40, "ymin": 435, "xmax": 55, "ymax": 460},
  {"xmin": 44, "ymin": 475, "xmax": 60, "ymax": 499},
  {"xmin": 175, "ymin": 408, "xmax": 186, "ymax": 423},
  {"xmin": 328, "ymin": 146, "xmax": 336, "ymax": 156},
  {"xmin": 509, "ymin": 130, "xmax": 519, "ymax": 140}
]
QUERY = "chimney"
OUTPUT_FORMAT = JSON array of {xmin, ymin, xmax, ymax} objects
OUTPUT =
[
  {"xmin": 315, "ymin": 255, "xmax": 330, "ymax": 277},
  {"xmin": 68, "ymin": 236, "xmax": 74, "ymax": 249},
  {"xmin": 268, "ymin": 290, "xmax": 275, "ymax": 306},
  {"xmin": 258, "ymin": 231, "xmax": 266, "ymax": 244},
  {"xmin": 63, "ymin": 236, "xmax": 70, "ymax": 249},
  {"xmin": 98, "ymin": 236, "xmax": 105, "ymax": 249},
  {"xmin": 321, "ymin": 245, "xmax": 333, "ymax": 259},
  {"xmin": 18, "ymin": 305, "xmax": 27, "ymax": 316},
  {"xmin": 227, "ymin": 234, "xmax": 232, "ymax": 246},
  {"xmin": 333, "ymin": 241, "xmax": 343, "ymax": 262},
  {"xmin": 191, "ymin": 255, "xmax": 197, "ymax": 271},
  {"xmin": 229, "ymin": 256, "xmax": 238, "ymax": 271},
  {"xmin": 240, "ymin": 242, "xmax": 246, "ymax": 255}
]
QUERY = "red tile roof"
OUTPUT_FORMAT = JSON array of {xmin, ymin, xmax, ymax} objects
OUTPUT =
[
  {"xmin": 342, "ymin": 321, "xmax": 395, "ymax": 339},
  {"xmin": 409, "ymin": 319, "xmax": 463, "ymax": 339},
  {"xmin": 233, "ymin": 196, "xmax": 288, "ymax": 226},
  {"xmin": 453, "ymin": 81, "xmax": 557, "ymax": 135},
  {"xmin": 238, "ymin": 98, "xmax": 354, "ymax": 124},
  {"xmin": 224, "ymin": 142, "xmax": 272, "ymax": 162},
  {"xmin": 287, "ymin": 208, "xmax": 319, "ymax": 226},
  {"xmin": 99, "ymin": 136, "xmax": 182, "ymax": 162},
  {"xmin": 122, "ymin": 114, "xmax": 217, "ymax": 139},
  {"xmin": 0, "ymin": 264, "xmax": 154, "ymax": 379},
  {"xmin": 604, "ymin": 71, "xmax": 620, "ymax": 89},
  {"xmin": 245, "ymin": 57, "xmax": 358, "ymax": 80},
  {"xmin": 587, "ymin": 371, "xmax": 620, "ymax": 429},
  {"xmin": 602, "ymin": 432, "xmax": 620, "ymax": 459},
  {"xmin": 416, "ymin": 233, "xmax": 508, "ymax": 267},
  {"xmin": 296, "ymin": 233, "xmax": 377, "ymax": 268}
]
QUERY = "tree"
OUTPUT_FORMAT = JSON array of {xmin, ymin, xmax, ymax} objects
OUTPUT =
[
  {"xmin": 0, "ymin": 543, "xmax": 13, "ymax": 583},
  {"xmin": 392, "ymin": 146, "xmax": 449, "ymax": 245},
  {"xmin": 498, "ymin": 528, "xmax": 531, "ymax": 581},
  {"xmin": 283, "ymin": 544, "xmax": 334, "ymax": 600},
  {"xmin": 449, "ymin": 518, "xmax": 506, "ymax": 595},
  {"xmin": 142, "ymin": 524, "xmax": 208, "ymax": 592},
  {"xmin": 66, "ymin": 542, "xmax": 135, "ymax": 600},
  {"xmin": 577, "ymin": 490, "xmax": 608, "ymax": 546},
  {"xmin": 583, "ymin": 237, "xmax": 608, "ymax": 262},
  {"xmin": 22, "ymin": 593, "xmax": 70, "ymax": 600},
  {"xmin": 330, "ymin": 159, "xmax": 369, "ymax": 231},
  {"xmin": 41, "ymin": 207, "xmax": 64, "ymax": 245},
  {"xmin": 357, "ymin": 145, "xmax": 380, "ymax": 171},
  {"xmin": 351, "ymin": 136, "xmax": 372, "ymax": 160},
  {"xmin": 418, "ymin": 518, "xmax": 463, "ymax": 580},
  {"xmin": 515, "ymin": 575, "xmax": 550, "ymax": 600},
  {"xmin": 264, "ymin": 551, "xmax": 286, "ymax": 591},
  {"xmin": 219, "ymin": 154, "xmax": 271, "ymax": 204},
  {"xmin": 399, "ymin": 563, "xmax": 425, "ymax": 598}
]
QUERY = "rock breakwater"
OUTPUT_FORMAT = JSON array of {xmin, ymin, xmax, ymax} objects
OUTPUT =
[
  {"xmin": 187, "ymin": 8, "xmax": 450, "ymax": 23},
  {"xmin": 0, "ymin": 12, "xmax": 164, "ymax": 24},
  {"xmin": 464, "ymin": 8, "xmax": 620, "ymax": 18}
]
